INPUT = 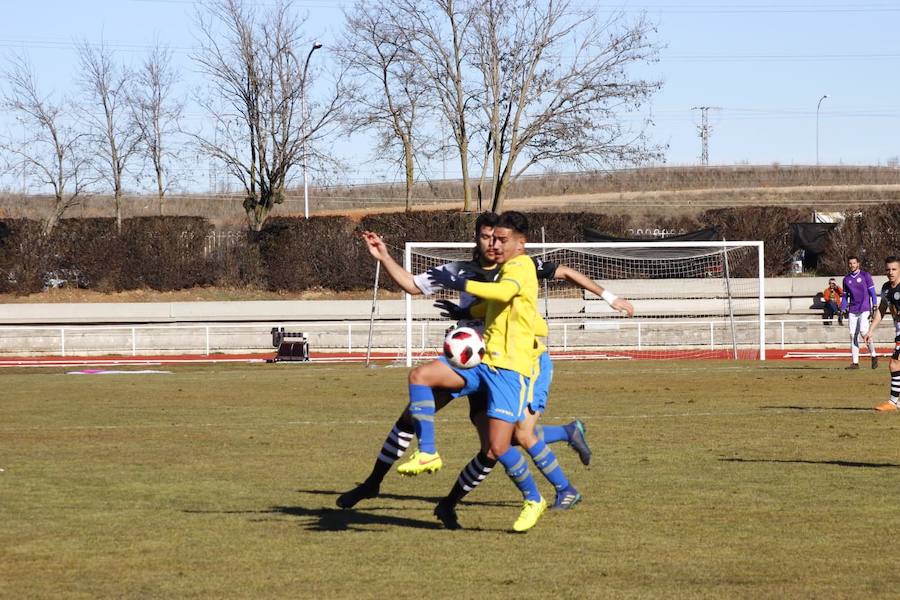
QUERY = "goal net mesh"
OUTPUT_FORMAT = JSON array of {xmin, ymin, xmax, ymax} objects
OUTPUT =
[{"xmin": 404, "ymin": 242, "xmax": 763, "ymax": 363}]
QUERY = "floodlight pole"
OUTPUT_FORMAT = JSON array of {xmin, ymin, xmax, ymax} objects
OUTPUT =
[
  {"xmin": 301, "ymin": 42, "xmax": 323, "ymax": 219},
  {"xmin": 816, "ymin": 94, "xmax": 828, "ymax": 166}
]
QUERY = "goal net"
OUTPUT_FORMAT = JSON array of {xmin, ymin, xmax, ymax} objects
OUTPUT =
[{"xmin": 403, "ymin": 241, "xmax": 765, "ymax": 366}]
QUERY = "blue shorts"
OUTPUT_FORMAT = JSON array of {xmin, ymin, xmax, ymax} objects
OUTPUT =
[
  {"xmin": 437, "ymin": 357, "xmax": 530, "ymax": 423},
  {"xmin": 528, "ymin": 351, "xmax": 554, "ymax": 414}
]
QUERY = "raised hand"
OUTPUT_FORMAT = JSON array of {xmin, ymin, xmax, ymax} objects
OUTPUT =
[
  {"xmin": 360, "ymin": 231, "xmax": 389, "ymax": 262},
  {"xmin": 434, "ymin": 299, "xmax": 470, "ymax": 320},
  {"xmin": 612, "ymin": 297, "xmax": 635, "ymax": 317}
]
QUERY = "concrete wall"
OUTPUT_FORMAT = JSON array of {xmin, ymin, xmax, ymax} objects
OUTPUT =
[
  {"xmin": 0, "ymin": 276, "xmax": 889, "ymax": 357},
  {"xmin": 0, "ymin": 276, "xmax": 863, "ymax": 325}
]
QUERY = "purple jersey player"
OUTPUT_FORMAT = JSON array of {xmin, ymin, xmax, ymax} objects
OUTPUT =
[{"xmin": 840, "ymin": 256, "xmax": 879, "ymax": 369}]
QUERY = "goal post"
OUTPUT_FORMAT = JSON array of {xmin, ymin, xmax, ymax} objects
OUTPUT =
[{"xmin": 404, "ymin": 241, "xmax": 765, "ymax": 366}]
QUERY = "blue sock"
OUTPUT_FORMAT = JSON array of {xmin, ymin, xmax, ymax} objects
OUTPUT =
[
  {"xmin": 526, "ymin": 440, "xmax": 569, "ymax": 491},
  {"xmin": 497, "ymin": 447, "xmax": 541, "ymax": 502},
  {"xmin": 537, "ymin": 424, "xmax": 568, "ymax": 444},
  {"xmin": 408, "ymin": 384, "xmax": 436, "ymax": 454}
]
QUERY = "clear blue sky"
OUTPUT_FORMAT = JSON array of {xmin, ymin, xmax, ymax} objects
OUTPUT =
[{"xmin": 1, "ymin": 0, "xmax": 899, "ymax": 190}]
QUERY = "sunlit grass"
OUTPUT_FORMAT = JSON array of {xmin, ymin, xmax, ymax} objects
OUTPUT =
[{"xmin": 2, "ymin": 360, "xmax": 899, "ymax": 599}]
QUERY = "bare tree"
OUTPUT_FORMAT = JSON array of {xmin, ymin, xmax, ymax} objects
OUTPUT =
[
  {"xmin": 192, "ymin": 0, "xmax": 344, "ymax": 231},
  {"xmin": 1, "ymin": 54, "xmax": 94, "ymax": 236},
  {"xmin": 130, "ymin": 43, "xmax": 184, "ymax": 201},
  {"xmin": 77, "ymin": 40, "xmax": 141, "ymax": 231},
  {"xmin": 394, "ymin": 0, "xmax": 479, "ymax": 211},
  {"xmin": 470, "ymin": 0, "xmax": 663, "ymax": 212},
  {"xmin": 340, "ymin": 0, "xmax": 432, "ymax": 211}
]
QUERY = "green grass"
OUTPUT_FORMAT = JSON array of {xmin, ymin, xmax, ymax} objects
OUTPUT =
[{"xmin": 2, "ymin": 361, "xmax": 899, "ymax": 599}]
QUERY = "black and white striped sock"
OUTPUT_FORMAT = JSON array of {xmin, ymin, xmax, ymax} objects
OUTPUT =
[
  {"xmin": 446, "ymin": 452, "xmax": 497, "ymax": 505},
  {"xmin": 364, "ymin": 420, "xmax": 414, "ymax": 486},
  {"xmin": 377, "ymin": 421, "xmax": 415, "ymax": 464},
  {"xmin": 890, "ymin": 371, "xmax": 900, "ymax": 406}
]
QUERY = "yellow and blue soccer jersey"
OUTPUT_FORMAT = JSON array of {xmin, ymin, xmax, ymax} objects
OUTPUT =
[{"xmin": 464, "ymin": 253, "xmax": 539, "ymax": 377}]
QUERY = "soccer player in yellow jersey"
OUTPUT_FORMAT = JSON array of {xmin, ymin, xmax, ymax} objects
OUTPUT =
[{"xmin": 428, "ymin": 211, "xmax": 548, "ymax": 532}]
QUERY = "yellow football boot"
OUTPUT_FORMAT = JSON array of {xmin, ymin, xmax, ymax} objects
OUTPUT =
[
  {"xmin": 512, "ymin": 497, "xmax": 547, "ymax": 532},
  {"xmin": 396, "ymin": 450, "xmax": 443, "ymax": 476}
]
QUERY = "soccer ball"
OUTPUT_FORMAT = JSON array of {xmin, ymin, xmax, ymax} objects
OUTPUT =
[{"xmin": 443, "ymin": 326, "xmax": 485, "ymax": 369}]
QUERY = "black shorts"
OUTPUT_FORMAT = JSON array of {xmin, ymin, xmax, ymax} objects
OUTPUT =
[
  {"xmin": 893, "ymin": 334, "xmax": 900, "ymax": 360},
  {"xmin": 467, "ymin": 390, "xmax": 488, "ymax": 421}
]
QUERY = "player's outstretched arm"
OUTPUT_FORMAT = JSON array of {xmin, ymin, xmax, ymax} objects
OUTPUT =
[
  {"xmin": 361, "ymin": 231, "xmax": 421, "ymax": 295},
  {"xmin": 554, "ymin": 265, "xmax": 635, "ymax": 316}
]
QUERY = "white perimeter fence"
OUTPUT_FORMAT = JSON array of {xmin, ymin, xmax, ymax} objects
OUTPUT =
[{"xmin": 0, "ymin": 317, "xmax": 888, "ymax": 358}]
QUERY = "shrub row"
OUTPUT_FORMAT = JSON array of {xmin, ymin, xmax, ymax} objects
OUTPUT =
[
  {"xmin": 0, "ymin": 205, "xmax": 897, "ymax": 295},
  {"xmin": 0, "ymin": 217, "xmax": 214, "ymax": 294}
]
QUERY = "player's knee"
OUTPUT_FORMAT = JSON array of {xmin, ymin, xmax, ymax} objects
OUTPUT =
[
  {"xmin": 488, "ymin": 441, "xmax": 510, "ymax": 459},
  {"xmin": 408, "ymin": 365, "xmax": 429, "ymax": 385},
  {"xmin": 513, "ymin": 427, "xmax": 538, "ymax": 449}
]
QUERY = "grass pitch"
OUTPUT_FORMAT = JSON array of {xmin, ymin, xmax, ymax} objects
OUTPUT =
[{"xmin": 2, "ymin": 360, "xmax": 899, "ymax": 599}]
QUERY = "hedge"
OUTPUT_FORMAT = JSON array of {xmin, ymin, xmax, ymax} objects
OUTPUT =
[{"xmin": 0, "ymin": 205, "xmax": 897, "ymax": 295}]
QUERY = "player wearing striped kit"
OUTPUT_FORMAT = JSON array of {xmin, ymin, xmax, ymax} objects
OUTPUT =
[{"xmin": 864, "ymin": 256, "xmax": 900, "ymax": 411}]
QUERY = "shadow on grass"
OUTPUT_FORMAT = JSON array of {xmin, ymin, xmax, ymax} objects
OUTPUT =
[
  {"xmin": 761, "ymin": 405, "xmax": 873, "ymax": 412},
  {"xmin": 270, "ymin": 505, "xmax": 445, "ymax": 531},
  {"xmin": 183, "ymin": 490, "xmax": 515, "ymax": 532},
  {"xmin": 182, "ymin": 505, "xmax": 445, "ymax": 531},
  {"xmin": 720, "ymin": 457, "xmax": 900, "ymax": 469},
  {"xmin": 296, "ymin": 488, "xmax": 518, "ymax": 509}
]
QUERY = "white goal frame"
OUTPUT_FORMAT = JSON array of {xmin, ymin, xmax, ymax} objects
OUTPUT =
[{"xmin": 403, "ymin": 241, "xmax": 766, "ymax": 366}]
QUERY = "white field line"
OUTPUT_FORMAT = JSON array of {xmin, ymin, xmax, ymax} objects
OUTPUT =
[{"xmin": 0, "ymin": 408, "xmax": 822, "ymax": 434}]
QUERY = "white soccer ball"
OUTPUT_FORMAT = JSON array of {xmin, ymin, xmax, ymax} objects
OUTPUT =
[{"xmin": 443, "ymin": 326, "xmax": 485, "ymax": 369}]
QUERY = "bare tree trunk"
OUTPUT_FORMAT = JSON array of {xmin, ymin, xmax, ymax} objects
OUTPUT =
[
  {"xmin": 130, "ymin": 43, "xmax": 183, "ymax": 201},
  {"xmin": 193, "ymin": 0, "xmax": 344, "ymax": 232},
  {"xmin": 78, "ymin": 40, "xmax": 138, "ymax": 234},
  {"xmin": 1, "ymin": 54, "xmax": 93, "ymax": 237},
  {"xmin": 393, "ymin": 0, "xmax": 475, "ymax": 212},
  {"xmin": 469, "ymin": 0, "xmax": 662, "ymax": 213},
  {"xmin": 404, "ymin": 142, "xmax": 414, "ymax": 211}
]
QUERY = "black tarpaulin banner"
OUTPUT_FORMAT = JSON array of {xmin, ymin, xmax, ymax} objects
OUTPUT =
[
  {"xmin": 582, "ymin": 226, "xmax": 720, "ymax": 242},
  {"xmin": 791, "ymin": 223, "xmax": 837, "ymax": 254}
]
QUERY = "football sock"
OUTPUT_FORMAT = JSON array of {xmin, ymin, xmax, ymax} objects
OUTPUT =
[
  {"xmin": 498, "ymin": 447, "xmax": 541, "ymax": 502},
  {"xmin": 526, "ymin": 439, "xmax": 569, "ymax": 491},
  {"xmin": 446, "ymin": 451, "xmax": 497, "ymax": 506},
  {"xmin": 366, "ymin": 419, "xmax": 415, "ymax": 485},
  {"xmin": 536, "ymin": 424, "xmax": 568, "ymax": 444},
  {"xmin": 408, "ymin": 384, "xmax": 437, "ymax": 454},
  {"xmin": 891, "ymin": 370, "xmax": 900, "ymax": 405}
]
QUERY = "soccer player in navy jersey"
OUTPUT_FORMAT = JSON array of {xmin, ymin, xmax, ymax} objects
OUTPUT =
[
  {"xmin": 841, "ymin": 256, "xmax": 879, "ymax": 369},
  {"xmin": 338, "ymin": 215, "xmax": 633, "ymax": 518},
  {"xmin": 864, "ymin": 256, "xmax": 900, "ymax": 411}
]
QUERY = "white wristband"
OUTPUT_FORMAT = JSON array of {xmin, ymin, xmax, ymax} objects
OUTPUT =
[{"xmin": 601, "ymin": 290, "xmax": 618, "ymax": 305}]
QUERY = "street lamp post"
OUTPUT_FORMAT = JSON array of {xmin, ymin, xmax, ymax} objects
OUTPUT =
[
  {"xmin": 816, "ymin": 94, "xmax": 828, "ymax": 166},
  {"xmin": 301, "ymin": 42, "xmax": 322, "ymax": 219}
]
